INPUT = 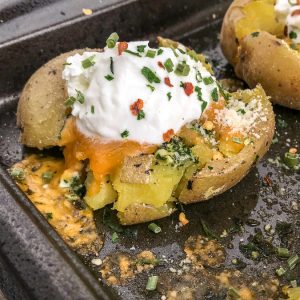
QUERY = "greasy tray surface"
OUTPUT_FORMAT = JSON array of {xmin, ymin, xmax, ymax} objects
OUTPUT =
[{"xmin": 0, "ymin": 0, "xmax": 299, "ymax": 299}]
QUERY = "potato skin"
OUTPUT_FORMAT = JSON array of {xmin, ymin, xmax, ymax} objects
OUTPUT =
[
  {"xmin": 177, "ymin": 86, "xmax": 275, "ymax": 203},
  {"xmin": 220, "ymin": 0, "xmax": 251, "ymax": 66},
  {"xmin": 17, "ymin": 49, "xmax": 98, "ymax": 149},
  {"xmin": 235, "ymin": 32, "xmax": 300, "ymax": 110}
]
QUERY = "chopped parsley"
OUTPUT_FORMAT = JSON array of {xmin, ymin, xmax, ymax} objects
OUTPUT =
[
  {"xmin": 289, "ymin": 31, "xmax": 298, "ymax": 39},
  {"xmin": 104, "ymin": 74, "xmax": 114, "ymax": 81},
  {"xmin": 137, "ymin": 110, "xmax": 145, "ymax": 120},
  {"xmin": 45, "ymin": 212, "xmax": 53, "ymax": 220},
  {"xmin": 81, "ymin": 55, "xmax": 96, "ymax": 69},
  {"xmin": 157, "ymin": 48, "xmax": 164, "ymax": 55},
  {"xmin": 167, "ymin": 92, "xmax": 172, "ymax": 101},
  {"xmin": 121, "ymin": 130, "xmax": 129, "ymax": 138},
  {"xmin": 208, "ymin": 166, "xmax": 214, "ymax": 170},
  {"xmin": 237, "ymin": 108, "xmax": 246, "ymax": 115},
  {"xmin": 141, "ymin": 66, "xmax": 161, "ymax": 83},
  {"xmin": 124, "ymin": 49, "xmax": 142, "ymax": 57},
  {"xmin": 137, "ymin": 45, "xmax": 146, "ymax": 53},
  {"xmin": 203, "ymin": 77, "xmax": 214, "ymax": 85},
  {"xmin": 10, "ymin": 168, "xmax": 25, "ymax": 182},
  {"xmin": 211, "ymin": 87, "xmax": 219, "ymax": 101},
  {"xmin": 146, "ymin": 84, "xmax": 155, "ymax": 92}
]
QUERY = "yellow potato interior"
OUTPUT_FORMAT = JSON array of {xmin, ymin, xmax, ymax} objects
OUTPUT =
[{"xmin": 235, "ymin": 0, "xmax": 284, "ymax": 40}]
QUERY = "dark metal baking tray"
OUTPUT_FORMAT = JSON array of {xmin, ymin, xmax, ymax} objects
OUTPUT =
[{"xmin": 0, "ymin": 0, "xmax": 299, "ymax": 299}]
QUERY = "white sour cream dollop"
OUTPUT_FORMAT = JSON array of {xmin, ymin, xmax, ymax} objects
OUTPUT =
[
  {"xmin": 62, "ymin": 41, "xmax": 218, "ymax": 144},
  {"xmin": 275, "ymin": 0, "xmax": 300, "ymax": 43}
]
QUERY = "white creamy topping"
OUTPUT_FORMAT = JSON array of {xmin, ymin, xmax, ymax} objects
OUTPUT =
[
  {"xmin": 275, "ymin": 0, "xmax": 300, "ymax": 43},
  {"xmin": 62, "ymin": 41, "xmax": 218, "ymax": 144}
]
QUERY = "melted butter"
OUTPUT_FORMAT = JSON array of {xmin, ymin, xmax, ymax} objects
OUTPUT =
[
  {"xmin": 12, "ymin": 154, "xmax": 102, "ymax": 256},
  {"xmin": 59, "ymin": 118, "xmax": 157, "ymax": 181}
]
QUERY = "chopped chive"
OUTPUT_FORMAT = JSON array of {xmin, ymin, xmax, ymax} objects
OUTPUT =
[
  {"xmin": 10, "ymin": 168, "xmax": 25, "ymax": 182},
  {"xmin": 137, "ymin": 258, "xmax": 160, "ymax": 266},
  {"xmin": 146, "ymin": 84, "xmax": 155, "ymax": 92},
  {"xmin": 121, "ymin": 129, "xmax": 129, "ymax": 138},
  {"xmin": 75, "ymin": 89, "xmax": 85, "ymax": 104},
  {"xmin": 45, "ymin": 212, "xmax": 53, "ymax": 220},
  {"xmin": 146, "ymin": 49, "xmax": 156, "ymax": 58},
  {"xmin": 81, "ymin": 55, "xmax": 96, "ymax": 69},
  {"xmin": 164, "ymin": 58, "xmax": 174, "ymax": 73},
  {"xmin": 195, "ymin": 70, "xmax": 202, "ymax": 82},
  {"xmin": 137, "ymin": 45, "xmax": 146, "ymax": 53},
  {"xmin": 276, "ymin": 266, "xmax": 286, "ymax": 276},
  {"xmin": 277, "ymin": 247, "xmax": 290, "ymax": 258},
  {"xmin": 104, "ymin": 74, "xmax": 114, "ymax": 81},
  {"xmin": 63, "ymin": 62, "xmax": 72, "ymax": 66},
  {"xmin": 175, "ymin": 62, "xmax": 190, "ymax": 76},
  {"xmin": 216, "ymin": 82, "xmax": 231, "ymax": 101},
  {"xmin": 112, "ymin": 232, "xmax": 119, "ymax": 243},
  {"xmin": 125, "ymin": 49, "xmax": 142, "ymax": 57},
  {"xmin": 91, "ymin": 105, "xmax": 95, "ymax": 114},
  {"xmin": 42, "ymin": 171, "xmax": 54, "ymax": 183},
  {"xmin": 200, "ymin": 219, "xmax": 218, "ymax": 240},
  {"xmin": 177, "ymin": 48, "xmax": 186, "ymax": 54},
  {"xmin": 157, "ymin": 48, "xmax": 163, "ymax": 55},
  {"xmin": 237, "ymin": 108, "xmax": 246, "ymax": 115},
  {"xmin": 232, "ymin": 137, "xmax": 243, "ymax": 144},
  {"xmin": 170, "ymin": 46, "xmax": 178, "ymax": 57},
  {"xmin": 106, "ymin": 32, "xmax": 119, "ymax": 48},
  {"xmin": 146, "ymin": 275, "xmax": 158, "ymax": 291},
  {"xmin": 284, "ymin": 152, "xmax": 299, "ymax": 169},
  {"xmin": 201, "ymin": 101, "xmax": 208, "ymax": 111},
  {"xmin": 207, "ymin": 165, "xmax": 213, "ymax": 170},
  {"xmin": 227, "ymin": 287, "xmax": 240, "ymax": 299},
  {"xmin": 211, "ymin": 87, "xmax": 219, "ymax": 102},
  {"xmin": 141, "ymin": 66, "xmax": 161, "ymax": 83},
  {"xmin": 289, "ymin": 31, "xmax": 298, "ymax": 39},
  {"xmin": 64, "ymin": 96, "xmax": 76, "ymax": 107},
  {"xmin": 110, "ymin": 57, "xmax": 114, "ymax": 74},
  {"xmin": 187, "ymin": 49, "xmax": 199, "ymax": 61},
  {"xmin": 137, "ymin": 110, "xmax": 145, "ymax": 120},
  {"xmin": 148, "ymin": 222, "xmax": 161, "ymax": 233},
  {"xmin": 195, "ymin": 86, "xmax": 203, "ymax": 101},
  {"xmin": 167, "ymin": 92, "xmax": 172, "ymax": 101},
  {"xmin": 288, "ymin": 254, "xmax": 299, "ymax": 270},
  {"xmin": 203, "ymin": 77, "xmax": 214, "ymax": 85}
]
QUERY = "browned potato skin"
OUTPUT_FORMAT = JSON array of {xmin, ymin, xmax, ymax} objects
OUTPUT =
[
  {"xmin": 220, "ymin": 0, "xmax": 251, "ymax": 66},
  {"xmin": 177, "ymin": 86, "xmax": 275, "ymax": 203},
  {"xmin": 17, "ymin": 48, "xmax": 98, "ymax": 149},
  {"xmin": 235, "ymin": 32, "xmax": 300, "ymax": 110}
]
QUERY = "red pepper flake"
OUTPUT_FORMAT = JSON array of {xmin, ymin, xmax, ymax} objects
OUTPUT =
[
  {"xmin": 164, "ymin": 77, "xmax": 174, "ymax": 87},
  {"xmin": 292, "ymin": 9, "xmax": 300, "ymax": 17},
  {"xmin": 183, "ymin": 82, "xmax": 194, "ymax": 96},
  {"xmin": 130, "ymin": 99, "xmax": 144, "ymax": 116},
  {"xmin": 263, "ymin": 175, "xmax": 273, "ymax": 187},
  {"xmin": 163, "ymin": 129, "xmax": 175, "ymax": 142},
  {"xmin": 158, "ymin": 61, "xmax": 165, "ymax": 69},
  {"xmin": 118, "ymin": 42, "xmax": 128, "ymax": 55}
]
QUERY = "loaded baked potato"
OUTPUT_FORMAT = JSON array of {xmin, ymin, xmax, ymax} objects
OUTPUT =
[
  {"xmin": 14, "ymin": 35, "xmax": 275, "ymax": 225},
  {"xmin": 221, "ymin": 0, "xmax": 300, "ymax": 110}
]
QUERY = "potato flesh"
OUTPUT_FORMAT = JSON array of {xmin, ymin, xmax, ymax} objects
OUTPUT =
[{"xmin": 235, "ymin": 0, "xmax": 284, "ymax": 40}]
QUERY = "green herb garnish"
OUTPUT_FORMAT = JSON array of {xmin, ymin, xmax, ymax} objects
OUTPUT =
[
  {"xmin": 201, "ymin": 101, "xmax": 208, "ymax": 111},
  {"xmin": 251, "ymin": 31, "xmax": 260, "ymax": 37},
  {"xmin": 141, "ymin": 66, "xmax": 161, "ymax": 83},
  {"xmin": 195, "ymin": 70, "xmax": 202, "ymax": 82},
  {"xmin": 164, "ymin": 58, "xmax": 174, "ymax": 73},
  {"xmin": 64, "ymin": 96, "xmax": 76, "ymax": 107},
  {"xmin": 284, "ymin": 152, "xmax": 299, "ymax": 169},
  {"xmin": 121, "ymin": 130, "xmax": 129, "ymax": 138},
  {"xmin": 203, "ymin": 77, "xmax": 214, "ymax": 85},
  {"xmin": 112, "ymin": 232, "xmax": 119, "ymax": 243},
  {"xmin": 277, "ymin": 247, "xmax": 290, "ymax": 258},
  {"xmin": 175, "ymin": 61, "xmax": 190, "ymax": 76},
  {"xmin": 137, "ymin": 45, "xmax": 146, "ymax": 53},
  {"xmin": 146, "ymin": 275, "xmax": 158, "ymax": 291},
  {"xmin": 81, "ymin": 55, "xmax": 96, "ymax": 69},
  {"xmin": 42, "ymin": 171, "xmax": 54, "ymax": 183},
  {"xmin": 237, "ymin": 108, "xmax": 246, "ymax": 115},
  {"xmin": 63, "ymin": 62, "xmax": 72, "ymax": 66},
  {"xmin": 195, "ymin": 86, "xmax": 203, "ymax": 101},
  {"xmin": 227, "ymin": 287, "xmax": 240, "ymax": 299},
  {"xmin": 200, "ymin": 219, "xmax": 219, "ymax": 240},
  {"xmin": 146, "ymin": 84, "xmax": 155, "ymax": 92},
  {"xmin": 276, "ymin": 266, "xmax": 286, "ymax": 277},
  {"xmin": 148, "ymin": 223, "xmax": 161, "ymax": 233},
  {"xmin": 157, "ymin": 48, "xmax": 163, "ymax": 55},
  {"xmin": 104, "ymin": 74, "xmax": 114, "ymax": 81},
  {"xmin": 76, "ymin": 89, "xmax": 85, "ymax": 104},
  {"xmin": 125, "ymin": 49, "xmax": 142, "ymax": 57},
  {"xmin": 167, "ymin": 92, "xmax": 172, "ymax": 101},
  {"xmin": 146, "ymin": 50, "xmax": 156, "ymax": 58},
  {"xmin": 10, "ymin": 168, "xmax": 25, "ymax": 182},
  {"xmin": 137, "ymin": 110, "xmax": 145, "ymax": 120},
  {"xmin": 232, "ymin": 137, "xmax": 243, "ymax": 144},
  {"xmin": 211, "ymin": 87, "xmax": 219, "ymax": 101},
  {"xmin": 45, "ymin": 212, "xmax": 53, "ymax": 220},
  {"xmin": 110, "ymin": 57, "xmax": 114, "ymax": 74},
  {"xmin": 289, "ymin": 31, "xmax": 298, "ymax": 39},
  {"xmin": 106, "ymin": 32, "xmax": 119, "ymax": 48},
  {"xmin": 288, "ymin": 254, "xmax": 299, "ymax": 270},
  {"xmin": 91, "ymin": 105, "xmax": 95, "ymax": 114}
]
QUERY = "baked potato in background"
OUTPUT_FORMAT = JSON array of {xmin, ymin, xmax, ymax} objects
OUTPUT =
[
  {"xmin": 15, "ymin": 37, "xmax": 275, "ymax": 225},
  {"xmin": 221, "ymin": 0, "xmax": 300, "ymax": 110}
]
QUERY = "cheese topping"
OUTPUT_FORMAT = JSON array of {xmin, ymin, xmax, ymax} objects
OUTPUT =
[
  {"xmin": 62, "ymin": 40, "xmax": 218, "ymax": 145},
  {"xmin": 275, "ymin": 0, "xmax": 300, "ymax": 43}
]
